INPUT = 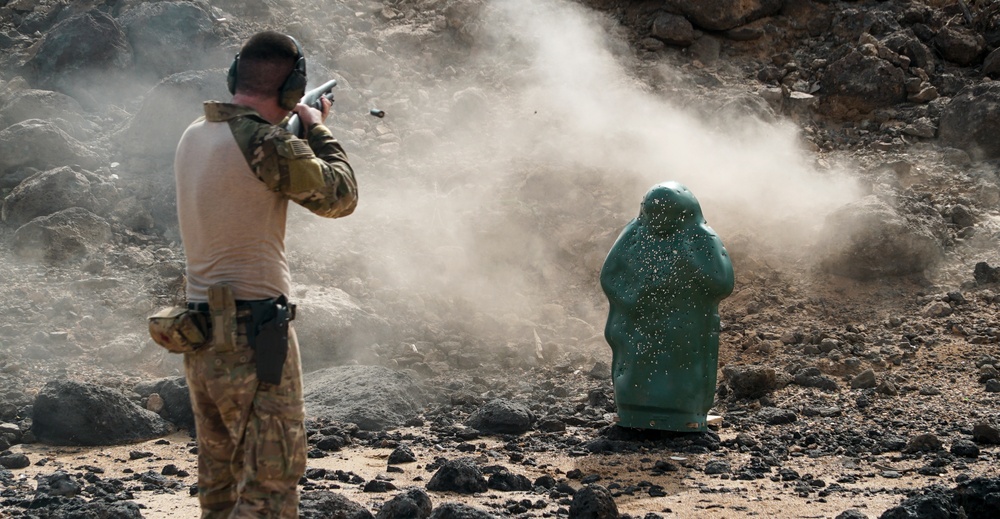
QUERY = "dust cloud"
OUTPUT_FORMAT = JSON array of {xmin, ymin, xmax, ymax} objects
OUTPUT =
[{"xmin": 291, "ymin": 0, "xmax": 863, "ymax": 328}]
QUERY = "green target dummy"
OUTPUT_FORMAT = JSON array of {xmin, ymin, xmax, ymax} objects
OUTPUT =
[{"xmin": 600, "ymin": 182, "xmax": 734, "ymax": 432}]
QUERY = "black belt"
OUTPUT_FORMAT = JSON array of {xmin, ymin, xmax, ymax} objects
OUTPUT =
[
  {"xmin": 187, "ymin": 301, "xmax": 259, "ymax": 312},
  {"xmin": 187, "ymin": 299, "xmax": 296, "ymax": 320}
]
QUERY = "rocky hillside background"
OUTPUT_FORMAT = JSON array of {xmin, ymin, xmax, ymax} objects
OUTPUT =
[{"xmin": 1, "ymin": 0, "xmax": 1000, "ymax": 518}]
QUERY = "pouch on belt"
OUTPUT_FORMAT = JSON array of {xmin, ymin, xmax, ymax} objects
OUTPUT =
[{"xmin": 148, "ymin": 306, "xmax": 208, "ymax": 353}]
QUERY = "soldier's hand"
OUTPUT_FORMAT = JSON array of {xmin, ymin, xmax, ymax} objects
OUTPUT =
[{"xmin": 294, "ymin": 97, "xmax": 331, "ymax": 128}]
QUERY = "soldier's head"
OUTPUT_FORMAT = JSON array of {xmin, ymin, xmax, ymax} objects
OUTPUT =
[{"xmin": 227, "ymin": 31, "xmax": 307, "ymax": 110}]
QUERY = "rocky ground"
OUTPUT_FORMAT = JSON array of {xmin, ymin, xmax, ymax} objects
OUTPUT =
[{"xmin": 1, "ymin": 0, "xmax": 1000, "ymax": 517}]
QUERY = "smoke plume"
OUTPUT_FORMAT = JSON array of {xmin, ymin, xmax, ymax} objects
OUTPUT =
[{"xmin": 290, "ymin": 0, "xmax": 862, "ymax": 331}]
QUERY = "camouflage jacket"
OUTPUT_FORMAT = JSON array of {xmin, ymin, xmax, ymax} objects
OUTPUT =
[{"xmin": 204, "ymin": 102, "xmax": 358, "ymax": 218}]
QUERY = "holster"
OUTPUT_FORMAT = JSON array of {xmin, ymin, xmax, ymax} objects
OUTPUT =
[{"xmin": 246, "ymin": 295, "xmax": 295, "ymax": 385}]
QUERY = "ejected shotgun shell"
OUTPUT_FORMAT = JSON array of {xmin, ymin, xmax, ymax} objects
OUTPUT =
[{"xmin": 370, "ymin": 108, "xmax": 386, "ymax": 118}]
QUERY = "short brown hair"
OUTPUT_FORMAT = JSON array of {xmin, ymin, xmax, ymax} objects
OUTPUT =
[{"xmin": 234, "ymin": 31, "xmax": 299, "ymax": 97}]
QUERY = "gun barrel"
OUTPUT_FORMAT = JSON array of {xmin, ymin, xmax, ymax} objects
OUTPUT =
[{"xmin": 302, "ymin": 80, "xmax": 338, "ymax": 108}]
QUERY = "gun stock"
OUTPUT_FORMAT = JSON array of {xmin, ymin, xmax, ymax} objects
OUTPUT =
[{"xmin": 285, "ymin": 79, "xmax": 337, "ymax": 137}]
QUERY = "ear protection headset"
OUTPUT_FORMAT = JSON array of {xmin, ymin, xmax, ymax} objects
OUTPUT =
[{"xmin": 227, "ymin": 34, "xmax": 307, "ymax": 111}]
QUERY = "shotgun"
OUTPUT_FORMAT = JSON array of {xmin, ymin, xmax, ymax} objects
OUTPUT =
[{"xmin": 285, "ymin": 79, "xmax": 337, "ymax": 137}]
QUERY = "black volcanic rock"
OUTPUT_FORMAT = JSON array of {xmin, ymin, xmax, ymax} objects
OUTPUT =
[
  {"xmin": 486, "ymin": 469, "xmax": 532, "ymax": 492},
  {"xmin": 299, "ymin": 490, "xmax": 374, "ymax": 519},
  {"xmin": 722, "ymin": 365, "xmax": 785, "ymax": 399},
  {"xmin": 953, "ymin": 477, "xmax": 1000, "ymax": 518},
  {"xmin": 32, "ymin": 379, "xmax": 172, "ymax": 446},
  {"xmin": 388, "ymin": 444, "xmax": 417, "ymax": 465},
  {"xmin": 757, "ymin": 407, "xmax": 797, "ymax": 425},
  {"xmin": 376, "ymin": 488, "xmax": 432, "ymax": 519},
  {"xmin": 880, "ymin": 485, "xmax": 961, "ymax": 519},
  {"xmin": 428, "ymin": 502, "xmax": 497, "ymax": 519},
  {"xmin": 464, "ymin": 399, "xmax": 535, "ymax": 435},
  {"xmin": 426, "ymin": 458, "xmax": 487, "ymax": 494},
  {"xmin": 133, "ymin": 376, "xmax": 194, "ymax": 431},
  {"xmin": 568, "ymin": 484, "xmax": 619, "ymax": 519},
  {"xmin": 940, "ymin": 83, "xmax": 1000, "ymax": 160},
  {"xmin": 304, "ymin": 365, "xmax": 425, "ymax": 431}
]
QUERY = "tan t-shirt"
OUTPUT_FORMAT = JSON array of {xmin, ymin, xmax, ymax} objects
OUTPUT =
[
  {"xmin": 174, "ymin": 103, "xmax": 357, "ymax": 302},
  {"xmin": 174, "ymin": 115, "xmax": 291, "ymax": 301}
]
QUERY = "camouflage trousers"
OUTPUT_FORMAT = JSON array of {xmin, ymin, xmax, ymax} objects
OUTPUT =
[{"xmin": 184, "ymin": 320, "xmax": 306, "ymax": 519}]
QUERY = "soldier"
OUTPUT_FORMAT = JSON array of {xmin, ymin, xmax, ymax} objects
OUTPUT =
[{"xmin": 173, "ymin": 31, "xmax": 357, "ymax": 518}]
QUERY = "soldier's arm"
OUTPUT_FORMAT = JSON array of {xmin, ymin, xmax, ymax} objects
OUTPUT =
[{"xmin": 255, "ymin": 124, "xmax": 358, "ymax": 218}]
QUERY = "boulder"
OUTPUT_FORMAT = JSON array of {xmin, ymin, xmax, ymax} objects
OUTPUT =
[
  {"xmin": 568, "ymin": 485, "xmax": 619, "ymax": 519},
  {"xmin": 972, "ymin": 423, "xmax": 1000, "ymax": 444},
  {"xmin": 31, "ymin": 379, "xmax": 172, "ymax": 446},
  {"xmin": 983, "ymin": 48, "xmax": 1000, "ymax": 78},
  {"xmin": 11, "ymin": 207, "xmax": 111, "ymax": 263},
  {"xmin": 119, "ymin": 1, "xmax": 224, "ymax": 79},
  {"xmin": 426, "ymin": 458, "xmax": 487, "ymax": 494},
  {"xmin": 933, "ymin": 25, "xmax": 985, "ymax": 66},
  {"xmin": 817, "ymin": 195, "xmax": 945, "ymax": 280},
  {"xmin": 11, "ymin": 1, "xmax": 63, "ymax": 35},
  {"xmin": 303, "ymin": 365, "xmax": 425, "ymax": 431},
  {"xmin": 974, "ymin": 262, "xmax": 1000, "ymax": 284},
  {"xmin": 882, "ymin": 30, "xmax": 935, "ymax": 70},
  {"xmin": 939, "ymin": 82, "xmax": 1000, "ymax": 160},
  {"xmin": 757, "ymin": 407, "xmax": 797, "ymax": 425},
  {"xmin": 952, "ymin": 477, "xmax": 1000, "ymax": 518},
  {"xmin": 388, "ymin": 445, "xmax": 417, "ymax": 465},
  {"xmin": 819, "ymin": 49, "xmax": 906, "ymax": 118},
  {"xmin": 689, "ymin": 34, "xmax": 722, "ymax": 65},
  {"xmin": 664, "ymin": 0, "xmax": 783, "ymax": 32},
  {"xmin": 294, "ymin": 288, "xmax": 393, "ymax": 369},
  {"xmin": 375, "ymin": 488, "xmax": 433, "ymax": 519},
  {"xmin": 132, "ymin": 376, "xmax": 194, "ymax": 431},
  {"xmin": 0, "ymin": 88, "xmax": 97, "ymax": 140},
  {"xmin": 487, "ymin": 469, "xmax": 533, "ymax": 492},
  {"xmin": 299, "ymin": 490, "xmax": 374, "ymax": 519},
  {"xmin": 0, "ymin": 119, "xmax": 101, "ymax": 174},
  {"xmin": 15, "ymin": 479, "xmax": 145, "ymax": 519},
  {"xmin": 793, "ymin": 367, "xmax": 839, "ymax": 391},
  {"xmin": 0, "ymin": 453, "xmax": 29, "ymax": 469},
  {"xmin": 903, "ymin": 433, "xmax": 943, "ymax": 453},
  {"xmin": 851, "ymin": 369, "xmax": 878, "ymax": 390},
  {"xmin": 428, "ymin": 503, "xmax": 497, "ymax": 519},
  {"xmin": 2, "ymin": 166, "xmax": 112, "ymax": 227},
  {"xmin": 829, "ymin": 7, "xmax": 901, "ymax": 43},
  {"xmin": 117, "ymin": 69, "xmax": 230, "ymax": 158},
  {"xmin": 23, "ymin": 10, "xmax": 133, "ymax": 105},
  {"xmin": 464, "ymin": 399, "xmax": 535, "ymax": 435},
  {"xmin": 650, "ymin": 13, "xmax": 695, "ymax": 47},
  {"xmin": 879, "ymin": 487, "xmax": 964, "ymax": 519},
  {"xmin": 721, "ymin": 365, "xmax": 787, "ymax": 399}
]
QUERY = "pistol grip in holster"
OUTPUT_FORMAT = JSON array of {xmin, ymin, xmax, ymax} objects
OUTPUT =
[{"xmin": 247, "ymin": 296, "xmax": 292, "ymax": 385}]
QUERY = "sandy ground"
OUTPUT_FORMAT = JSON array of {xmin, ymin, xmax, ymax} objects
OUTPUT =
[{"xmin": 7, "ymin": 424, "xmax": 983, "ymax": 518}]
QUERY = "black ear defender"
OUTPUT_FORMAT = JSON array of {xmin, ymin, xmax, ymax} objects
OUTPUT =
[
  {"xmin": 277, "ymin": 36, "xmax": 307, "ymax": 111},
  {"xmin": 227, "ymin": 34, "xmax": 308, "ymax": 111}
]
